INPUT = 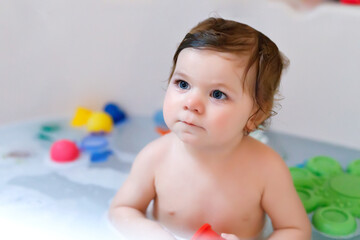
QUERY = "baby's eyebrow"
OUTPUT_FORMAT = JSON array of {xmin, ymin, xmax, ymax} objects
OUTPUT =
[
  {"xmin": 211, "ymin": 82, "xmax": 238, "ymax": 94},
  {"xmin": 172, "ymin": 71, "xmax": 190, "ymax": 79},
  {"xmin": 211, "ymin": 82, "xmax": 231, "ymax": 89}
]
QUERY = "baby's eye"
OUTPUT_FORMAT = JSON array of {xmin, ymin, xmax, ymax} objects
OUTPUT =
[
  {"xmin": 211, "ymin": 90, "xmax": 227, "ymax": 100},
  {"xmin": 176, "ymin": 80, "xmax": 190, "ymax": 90}
]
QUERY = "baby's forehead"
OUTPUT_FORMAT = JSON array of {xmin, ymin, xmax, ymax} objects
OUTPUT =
[
  {"xmin": 184, "ymin": 48, "xmax": 249, "ymax": 61},
  {"xmin": 213, "ymin": 50, "xmax": 251, "ymax": 64},
  {"xmin": 177, "ymin": 49, "xmax": 254, "ymax": 80},
  {"xmin": 174, "ymin": 49, "xmax": 256, "ymax": 92},
  {"xmin": 199, "ymin": 50, "xmax": 257, "ymax": 91},
  {"xmin": 176, "ymin": 48, "xmax": 251, "ymax": 70}
]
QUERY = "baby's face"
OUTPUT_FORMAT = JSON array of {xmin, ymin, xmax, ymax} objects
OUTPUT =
[{"xmin": 163, "ymin": 48, "xmax": 255, "ymax": 148}]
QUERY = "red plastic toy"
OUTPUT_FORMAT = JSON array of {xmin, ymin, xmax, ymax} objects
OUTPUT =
[
  {"xmin": 340, "ymin": 0, "xmax": 360, "ymax": 4},
  {"xmin": 50, "ymin": 139, "xmax": 80, "ymax": 163},
  {"xmin": 191, "ymin": 224, "xmax": 225, "ymax": 240}
]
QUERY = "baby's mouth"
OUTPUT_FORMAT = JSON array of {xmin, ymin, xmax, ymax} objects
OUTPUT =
[
  {"xmin": 180, "ymin": 120, "xmax": 203, "ymax": 129},
  {"xmin": 182, "ymin": 121, "xmax": 196, "ymax": 126}
]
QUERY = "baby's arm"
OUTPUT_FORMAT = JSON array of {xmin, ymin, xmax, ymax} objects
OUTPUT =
[
  {"xmin": 108, "ymin": 141, "xmax": 176, "ymax": 240},
  {"xmin": 261, "ymin": 152, "xmax": 312, "ymax": 240}
]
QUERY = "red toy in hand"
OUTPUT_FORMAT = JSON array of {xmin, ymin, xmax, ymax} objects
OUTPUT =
[{"xmin": 191, "ymin": 224, "xmax": 225, "ymax": 240}]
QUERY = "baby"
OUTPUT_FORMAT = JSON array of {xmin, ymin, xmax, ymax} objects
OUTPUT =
[{"xmin": 109, "ymin": 17, "xmax": 311, "ymax": 240}]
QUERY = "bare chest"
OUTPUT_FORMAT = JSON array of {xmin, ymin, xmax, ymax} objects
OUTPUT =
[{"xmin": 153, "ymin": 160, "xmax": 265, "ymax": 238}]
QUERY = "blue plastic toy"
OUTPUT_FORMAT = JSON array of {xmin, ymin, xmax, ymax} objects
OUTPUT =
[
  {"xmin": 153, "ymin": 109, "xmax": 168, "ymax": 130},
  {"xmin": 80, "ymin": 135, "xmax": 109, "ymax": 152},
  {"xmin": 104, "ymin": 103, "xmax": 127, "ymax": 125},
  {"xmin": 153, "ymin": 109, "xmax": 170, "ymax": 135},
  {"xmin": 90, "ymin": 150, "xmax": 113, "ymax": 163}
]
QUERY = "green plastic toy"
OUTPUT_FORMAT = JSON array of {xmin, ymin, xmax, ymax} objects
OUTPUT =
[{"xmin": 290, "ymin": 156, "xmax": 360, "ymax": 237}]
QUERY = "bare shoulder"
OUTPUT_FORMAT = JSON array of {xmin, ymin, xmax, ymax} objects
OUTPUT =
[
  {"xmin": 250, "ymin": 137, "xmax": 311, "ymax": 237},
  {"xmin": 243, "ymin": 136, "xmax": 287, "ymax": 177},
  {"xmin": 109, "ymin": 133, "xmax": 175, "ymax": 212},
  {"xmin": 134, "ymin": 132, "xmax": 175, "ymax": 168}
]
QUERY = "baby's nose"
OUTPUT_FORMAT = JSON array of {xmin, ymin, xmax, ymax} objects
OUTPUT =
[{"xmin": 183, "ymin": 92, "xmax": 205, "ymax": 114}]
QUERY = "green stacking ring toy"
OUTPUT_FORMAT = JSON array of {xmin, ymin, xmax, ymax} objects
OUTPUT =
[
  {"xmin": 306, "ymin": 156, "xmax": 343, "ymax": 177},
  {"xmin": 347, "ymin": 159, "xmax": 360, "ymax": 176},
  {"xmin": 290, "ymin": 156, "xmax": 360, "ymax": 237},
  {"xmin": 313, "ymin": 206, "xmax": 357, "ymax": 236}
]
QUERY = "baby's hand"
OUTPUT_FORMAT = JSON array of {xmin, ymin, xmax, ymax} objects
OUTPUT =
[{"xmin": 220, "ymin": 233, "xmax": 240, "ymax": 240}]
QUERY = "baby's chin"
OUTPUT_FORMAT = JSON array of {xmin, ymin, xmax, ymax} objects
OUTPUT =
[
  {"xmin": 176, "ymin": 132, "xmax": 205, "ymax": 144},
  {"xmin": 176, "ymin": 133, "xmax": 226, "ymax": 150},
  {"xmin": 171, "ymin": 131, "xmax": 208, "ymax": 147}
]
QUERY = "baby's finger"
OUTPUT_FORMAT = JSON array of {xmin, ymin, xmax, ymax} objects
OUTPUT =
[{"xmin": 220, "ymin": 233, "xmax": 240, "ymax": 240}]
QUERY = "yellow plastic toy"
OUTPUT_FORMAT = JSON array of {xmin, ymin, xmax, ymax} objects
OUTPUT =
[
  {"xmin": 71, "ymin": 107, "xmax": 113, "ymax": 133},
  {"xmin": 86, "ymin": 112, "xmax": 113, "ymax": 133},
  {"xmin": 71, "ymin": 107, "xmax": 92, "ymax": 127}
]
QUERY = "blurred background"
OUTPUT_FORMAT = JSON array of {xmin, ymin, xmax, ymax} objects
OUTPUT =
[{"xmin": 1, "ymin": 0, "xmax": 359, "ymax": 150}]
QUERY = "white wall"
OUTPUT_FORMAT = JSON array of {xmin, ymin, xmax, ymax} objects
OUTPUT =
[
  {"xmin": 1, "ymin": 0, "xmax": 359, "ymax": 150},
  {"xmin": 231, "ymin": 1, "xmax": 360, "ymax": 151}
]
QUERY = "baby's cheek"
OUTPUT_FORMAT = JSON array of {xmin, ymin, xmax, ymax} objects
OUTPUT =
[
  {"xmin": 212, "ymin": 116, "xmax": 228, "ymax": 129},
  {"xmin": 212, "ymin": 112, "xmax": 235, "ymax": 129},
  {"xmin": 163, "ymin": 92, "xmax": 177, "ymax": 128},
  {"xmin": 210, "ymin": 111, "xmax": 244, "ymax": 137},
  {"xmin": 162, "ymin": 105, "xmax": 172, "ymax": 129}
]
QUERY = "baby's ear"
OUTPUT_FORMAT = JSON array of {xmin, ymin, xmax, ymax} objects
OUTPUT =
[{"xmin": 245, "ymin": 108, "xmax": 268, "ymax": 133}]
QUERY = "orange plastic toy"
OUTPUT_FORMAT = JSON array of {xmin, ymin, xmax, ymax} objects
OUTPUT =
[{"xmin": 155, "ymin": 127, "xmax": 171, "ymax": 136}]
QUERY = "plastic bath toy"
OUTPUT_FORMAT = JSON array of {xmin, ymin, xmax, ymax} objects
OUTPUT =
[
  {"xmin": 71, "ymin": 107, "xmax": 93, "ymax": 127},
  {"xmin": 191, "ymin": 223, "xmax": 225, "ymax": 240},
  {"xmin": 90, "ymin": 150, "xmax": 113, "ymax": 163},
  {"xmin": 86, "ymin": 112, "xmax": 113, "ymax": 133},
  {"xmin": 104, "ymin": 103, "xmax": 127, "ymax": 125},
  {"xmin": 41, "ymin": 123, "xmax": 61, "ymax": 132},
  {"xmin": 348, "ymin": 159, "xmax": 360, "ymax": 176},
  {"xmin": 37, "ymin": 132, "xmax": 53, "ymax": 142},
  {"xmin": 155, "ymin": 127, "xmax": 170, "ymax": 135},
  {"xmin": 80, "ymin": 135, "xmax": 109, "ymax": 152},
  {"xmin": 4, "ymin": 151, "xmax": 32, "ymax": 159},
  {"xmin": 71, "ymin": 107, "xmax": 113, "ymax": 133},
  {"xmin": 154, "ymin": 109, "xmax": 170, "ymax": 135},
  {"xmin": 154, "ymin": 109, "xmax": 168, "ymax": 129},
  {"xmin": 290, "ymin": 156, "xmax": 360, "ymax": 237},
  {"xmin": 341, "ymin": 0, "xmax": 360, "ymax": 5},
  {"xmin": 50, "ymin": 139, "xmax": 80, "ymax": 163}
]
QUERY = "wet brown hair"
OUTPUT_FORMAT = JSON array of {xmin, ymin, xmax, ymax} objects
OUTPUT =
[{"xmin": 168, "ymin": 17, "xmax": 289, "ymax": 133}]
